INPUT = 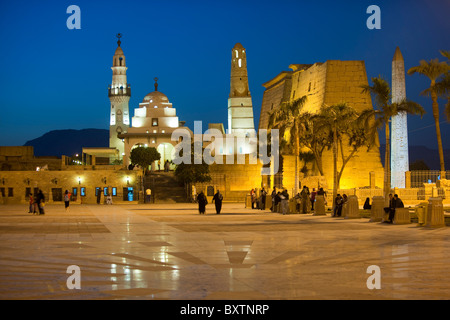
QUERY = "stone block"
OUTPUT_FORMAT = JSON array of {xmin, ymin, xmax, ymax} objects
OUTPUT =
[
  {"xmin": 425, "ymin": 197, "xmax": 445, "ymax": 228},
  {"xmin": 289, "ymin": 198, "xmax": 296, "ymax": 214},
  {"xmin": 393, "ymin": 208, "xmax": 411, "ymax": 224},
  {"xmin": 313, "ymin": 195, "xmax": 326, "ymax": 216},
  {"xmin": 370, "ymin": 196, "xmax": 385, "ymax": 222},
  {"xmin": 345, "ymin": 195, "xmax": 361, "ymax": 219},
  {"xmin": 415, "ymin": 202, "xmax": 428, "ymax": 225}
]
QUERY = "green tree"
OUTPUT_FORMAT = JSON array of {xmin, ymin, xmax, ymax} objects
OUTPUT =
[
  {"xmin": 408, "ymin": 58, "xmax": 449, "ymax": 176},
  {"xmin": 315, "ymin": 103, "xmax": 364, "ymax": 207},
  {"xmin": 436, "ymin": 50, "xmax": 450, "ymax": 121},
  {"xmin": 129, "ymin": 146, "xmax": 160, "ymax": 174},
  {"xmin": 360, "ymin": 77, "xmax": 425, "ymax": 197},
  {"xmin": 297, "ymin": 112, "xmax": 329, "ymax": 176},
  {"xmin": 268, "ymin": 96, "xmax": 308, "ymax": 194},
  {"xmin": 174, "ymin": 142, "xmax": 211, "ymax": 185}
]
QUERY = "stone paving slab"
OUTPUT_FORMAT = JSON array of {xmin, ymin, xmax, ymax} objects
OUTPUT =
[{"xmin": 0, "ymin": 203, "xmax": 449, "ymax": 300}]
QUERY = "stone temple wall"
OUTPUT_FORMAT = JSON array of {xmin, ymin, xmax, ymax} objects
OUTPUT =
[{"xmin": 260, "ymin": 60, "xmax": 385, "ymax": 190}]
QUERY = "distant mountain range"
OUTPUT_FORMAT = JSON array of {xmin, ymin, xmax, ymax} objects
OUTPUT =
[
  {"xmin": 24, "ymin": 129, "xmax": 449, "ymax": 170},
  {"xmin": 24, "ymin": 129, "xmax": 109, "ymax": 157}
]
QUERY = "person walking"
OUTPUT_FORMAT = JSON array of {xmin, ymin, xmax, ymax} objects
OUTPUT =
[
  {"xmin": 145, "ymin": 188, "xmax": 152, "ymax": 204},
  {"xmin": 64, "ymin": 190, "xmax": 70, "ymax": 212},
  {"xmin": 36, "ymin": 189, "xmax": 45, "ymax": 215},
  {"xmin": 96, "ymin": 188, "xmax": 102, "ymax": 204},
  {"xmin": 197, "ymin": 191, "xmax": 207, "ymax": 214},
  {"xmin": 212, "ymin": 190, "xmax": 223, "ymax": 214},
  {"xmin": 260, "ymin": 187, "xmax": 267, "ymax": 210},
  {"xmin": 310, "ymin": 188, "xmax": 317, "ymax": 211},
  {"xmin": 32, "ymin": 192, "xmax": 39, "ymax": 214},
  {"xmin": 28, "ymin": 193, "xmax": 34, "ymax": 213},
  {"xmin": 250, "ymin": 189, "xmax": 256, "ymax": 209}
]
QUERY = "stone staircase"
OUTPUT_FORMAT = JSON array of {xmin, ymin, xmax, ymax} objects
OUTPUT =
[{"xmin": 143, "ymin": 172, "xmax": 187, "ymax": 203}]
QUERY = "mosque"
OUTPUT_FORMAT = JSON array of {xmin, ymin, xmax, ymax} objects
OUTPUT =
[
  {"xmin": 94, "ymin": 34, "xmax": 387, "ymax": 202},
  {"xmin": 0, "ymin": 34, "xmax": 393, "ymax": 205}
]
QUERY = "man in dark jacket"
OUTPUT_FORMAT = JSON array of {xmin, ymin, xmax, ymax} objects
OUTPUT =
[{"xmin": 388, "ymin": 194, "xmax": 404, "ymax": 223}]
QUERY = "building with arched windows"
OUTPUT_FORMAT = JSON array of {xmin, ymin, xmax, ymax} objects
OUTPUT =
[{"xmin": 118, "ymin": 78, "xmax": 192, "ymax": 169}]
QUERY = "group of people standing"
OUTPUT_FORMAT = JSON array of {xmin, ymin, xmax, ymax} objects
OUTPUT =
[
  {"xmin": 28, "ymin": 189, "xmax": 46, "ymax": 215},
  {"xmin": 250, "ymin": 186, "xmax": 327, "ymax": 215},
  {"xmin": 332, "ymin": 193, "xmax": 348, "ymax": 217},
  {"xmin": 158, "ymin": 160, "xmax": 171, "ymax": 172},
  {"xmin": 28, "ymin": 189, "xmax": 72, "ymax": 214}
]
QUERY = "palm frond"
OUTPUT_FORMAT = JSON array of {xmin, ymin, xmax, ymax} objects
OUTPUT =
[{"xmin": 407, "ymin": 59, "xmax": 450, "ymax": 81}]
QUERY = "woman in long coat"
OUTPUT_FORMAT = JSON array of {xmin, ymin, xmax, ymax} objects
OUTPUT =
[
  {"xmin": 212, "ymin": 190, "xmax": 223, "ymax": 214},
  {"xmin": 197, "ymin": 191, "xmax": 207, "ymax": 214}
]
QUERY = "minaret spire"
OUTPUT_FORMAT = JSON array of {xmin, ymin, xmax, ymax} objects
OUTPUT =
[
  {"xmin": 227, "ymin": 43, "xmax": 255, "ymax": 135},
  {"xmin": 109, "ymin": 33, "xmax": 130, "ymax": 160},
  {"xmin": 391, "ymin": 46, "xmax": 409, "ymax": 188}
]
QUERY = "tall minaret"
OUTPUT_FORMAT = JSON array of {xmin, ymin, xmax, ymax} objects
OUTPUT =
[
  {"xmin": 227, "ymin": 43, "xmax": 255, "ymax": 135},
  {"xmin": 391, "ymin": 47, "xmax": 408, "ymax": 188},
  {"xmin": 109, "ymin": 33, "xmax": 130, "ymax": 158}
]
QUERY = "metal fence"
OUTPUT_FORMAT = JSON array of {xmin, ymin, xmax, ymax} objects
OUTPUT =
[{"xmin": 410, "ymin": 170, "xmax": 450, "ymax": 188}]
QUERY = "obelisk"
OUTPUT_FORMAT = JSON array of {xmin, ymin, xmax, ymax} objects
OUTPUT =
[{"xmin": 391, "ymin": 47, "xmax": 408, "ymax": 188}]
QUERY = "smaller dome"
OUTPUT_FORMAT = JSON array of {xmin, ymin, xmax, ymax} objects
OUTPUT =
[
  {"xmin": 142, "ymin": 91, "xmax": 169, "ymax": 105},
  {"xmin": 234, "ymin": 43, "xmax": 244, "ymax": 49}
]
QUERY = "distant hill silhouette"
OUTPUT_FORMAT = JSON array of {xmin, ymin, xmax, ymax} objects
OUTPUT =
[
  {"xmin": 24, "ymin": 129, "xmax": 109, "ymax": 157},
  {"xmin": 379, "ymin": 144, "xmax": 450, "ymax": 170}
]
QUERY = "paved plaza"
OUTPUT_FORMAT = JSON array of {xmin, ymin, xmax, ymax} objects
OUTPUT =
[{"xmin": 0, "ymin": 202, "xmax": 449, "ymax": 300}]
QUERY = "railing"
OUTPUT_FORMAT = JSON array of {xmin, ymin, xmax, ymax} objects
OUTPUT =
[
  {"xmin": 108, "ymin": 85, "xmax": 131, "ymax": 97},
  {"xmin": 410, "ymin": 170, "xmax": 450, "ymax": 188}
]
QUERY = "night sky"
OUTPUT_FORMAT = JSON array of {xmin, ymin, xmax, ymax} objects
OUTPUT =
[{"xmin": 0, "ymin": 0, "xmax": 449, "ymax": 149}]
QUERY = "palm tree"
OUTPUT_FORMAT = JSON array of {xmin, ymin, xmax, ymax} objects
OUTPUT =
[
  {"xmin": 360, "ymin": 77, "xmax": 425, "ymax": 198},
  {"xmin": 407, "ymin": 59, "xmax": 449, "ymax": 177},
  {"xmin": 315, "ymin": 103, "xmax": 359, "ymax": 208},
  {"xmin": 437, "ymin": 51, "xmax": 450, "ymax": 121},
  {"xmin": 268, "ymin": 96, "xmax": 308, "ymax": 194}
]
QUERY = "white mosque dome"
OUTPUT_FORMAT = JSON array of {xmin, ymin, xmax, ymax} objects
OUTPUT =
[{"xmin": 142, "ymin": 91, "xmax": 169, "ymax": 104}]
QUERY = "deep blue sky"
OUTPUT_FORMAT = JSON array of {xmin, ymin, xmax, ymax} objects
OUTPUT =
[{"xmin": 0, "ymin": 0, "xmax": 449, "ymax": 149}]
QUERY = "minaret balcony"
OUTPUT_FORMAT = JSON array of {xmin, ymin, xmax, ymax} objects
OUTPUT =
[{"xmin": 108, "ymin": 85, "xmax": 131, "ymax": 97}]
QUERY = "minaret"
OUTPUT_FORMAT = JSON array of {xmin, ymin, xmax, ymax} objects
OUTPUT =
[
  {"xmin": 227, "ymin": 43, "xmax": 255, "ymax": 135},
  {"xmin": 391, "ymin": 47, "xmax": 408, "ymax": 188},
  {"xmin": 108, "ymin": 33, "xmax": 130, "ymax": 158}
]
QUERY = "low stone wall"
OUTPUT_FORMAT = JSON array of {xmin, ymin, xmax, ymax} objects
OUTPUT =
[{"xmin": 0, "ymin": 170, "xmax": 141, "ymax": 205}]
